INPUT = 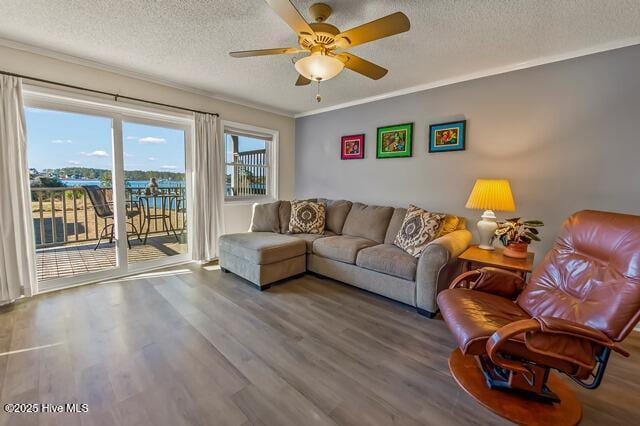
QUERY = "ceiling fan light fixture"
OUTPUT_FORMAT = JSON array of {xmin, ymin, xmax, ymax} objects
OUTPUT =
[{"xmin": 294, "ymin": 52, "xmax": 344, "ymax": 81}]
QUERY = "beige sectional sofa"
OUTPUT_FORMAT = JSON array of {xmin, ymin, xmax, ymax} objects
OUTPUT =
[{"xmin": 219, "ymin": 199, "xmax": 472, "ymax": 317}]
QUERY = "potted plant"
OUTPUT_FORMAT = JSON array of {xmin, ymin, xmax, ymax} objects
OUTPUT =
[{"xmin": 492, "ymin": 218, "xmax": 544, "ymax": 258}]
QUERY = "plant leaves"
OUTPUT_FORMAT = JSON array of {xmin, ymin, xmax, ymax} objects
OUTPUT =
[
  {"xmin": 525, "ymin": 231, "xmax": 541, "ymax": 241},
  {"xmin": 523, "ymin": 220, "xmax": 544, "ymax": 227}
]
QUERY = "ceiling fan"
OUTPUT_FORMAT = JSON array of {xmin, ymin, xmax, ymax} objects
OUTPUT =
[{"xmin": 230, "ymin": 0, "xmax": 410, "ymax": 101}]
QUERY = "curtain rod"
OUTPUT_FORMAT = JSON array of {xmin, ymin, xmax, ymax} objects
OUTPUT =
[{"xmin": 0, "ymin": 69, "xmax": 219, "ymax": 117}]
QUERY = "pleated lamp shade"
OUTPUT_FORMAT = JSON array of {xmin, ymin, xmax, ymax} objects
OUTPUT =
[{"xmin": 465, "ymin": 179, "xmax": 516, "ymax": 212}]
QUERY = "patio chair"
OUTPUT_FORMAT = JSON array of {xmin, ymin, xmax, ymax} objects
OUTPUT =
[{"xmin": 83, "ymin": 185, "xmax": 142, "ymax": 250}]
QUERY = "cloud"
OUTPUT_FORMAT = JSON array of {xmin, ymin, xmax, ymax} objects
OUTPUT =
[
  {"xmin": 67, "ymin": 160, "xmax": 82, "ymax": 165},
  {"xmin": 147, "ymin": 156, "xmax": 157, "ymax": 161},
  {"xmin": 51, "ymin": 139, "xmax": 73, "ymax": 144},
  {"xmin": 160, "ymin": 165, "xmax": 177, "ymax": 170},
  {"xmin": 139, "ymin": 137, "xmax": 166, "ymax": 144},
  {"xmin": 81, "ymin": 150, "xmax": 109, "ymax": 157}
]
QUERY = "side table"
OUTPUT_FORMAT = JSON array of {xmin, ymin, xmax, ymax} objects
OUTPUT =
[{"xmin": 458, "ymin": 245, "xmax": 534, "ymax": 278}]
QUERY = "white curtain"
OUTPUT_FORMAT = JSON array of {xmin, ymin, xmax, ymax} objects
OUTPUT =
[
  {"xmin": 0, "ymin": 76, "xmax": 36, "ymax": 302},
  {"xmin": 191, "ymin": 113, "xmax": 225, "ymax": 262}
]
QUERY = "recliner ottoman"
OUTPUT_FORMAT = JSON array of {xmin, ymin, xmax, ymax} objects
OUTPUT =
[{"xmin": 219, "ymin": 232, "xmax": 306, "ymax": 289}]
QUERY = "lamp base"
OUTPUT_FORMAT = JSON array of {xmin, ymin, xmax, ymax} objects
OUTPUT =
[{"xmin": 477, "ymin": 210, "xmax": 498, "ymax": 251}]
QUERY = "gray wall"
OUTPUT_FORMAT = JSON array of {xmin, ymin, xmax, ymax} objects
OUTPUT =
[{"xmin": 295, "ymin": 45, "xmax": 640, "ymax": 262}]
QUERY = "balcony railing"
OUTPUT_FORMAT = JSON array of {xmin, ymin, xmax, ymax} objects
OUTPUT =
[
  {"xmin": 31, "ymin": 186, "xmax": 186, "ymax": 248},
  {"xmin": 227, "ymin": 149, "xmax": 267, "ymax": 197}
]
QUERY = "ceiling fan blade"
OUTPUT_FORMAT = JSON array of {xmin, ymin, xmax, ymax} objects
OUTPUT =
[
  {"xmin": 333, "ymin": 12, "xmax": 410, "ymax": 49},
  {"xmin": 336, "ymin": 53, "xmax": 388, "ymax": 80},
  {"xmin": 229, "ymin": 47, "xmax": 302, "ymax": 58},
  {"xmin": 295, "ymin": 74, "xmax": 311, "ymax": 86},
  {"xmin": 264, "ymin": 0, "xmax": 315, "ymax": 37}
]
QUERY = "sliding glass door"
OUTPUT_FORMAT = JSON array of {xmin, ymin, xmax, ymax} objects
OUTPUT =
[
  {"xmin": 121, "ymin": 120, "xmax": 188, "ymax": 266},
  {"xmin": 26, "ymin": 107, "xmax": 120, "ymax": 284},
  {"xmin": 24, "ymin": 88, "xmax": 193, "ymax": 291}
]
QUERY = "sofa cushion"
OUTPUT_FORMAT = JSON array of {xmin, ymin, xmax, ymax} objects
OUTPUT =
[
  {"xmin": 219, "ymin": 232, "xmax": 305, "ymax": 265},
  {"xmin": 279, "ymin": 201, "xmax": 291, "ymax": 233},
  {"xmin": 250, "ymin": 201, "xmax": 281, "ymax": 233},
  {"xmin": 312, "ymin": 235, "xmax": 378, "ymax": 264},
  {"xmin": 394, "ymin": 205, "xmax": 445, "ymax": 257},
  {"xmin": 342, "ymin": 203, "xmax": 394, "ymax": 243},
  {"xmin": 356, "ymin": 244, "xmax": 418, "ymax": 281},
  {"xmin": 318, "ymin": 199, "xmax": 353, "ymax": 234},
  {"xmin": 289, "ymin": 231, "xmax": 335, "ymax": 253},
  {"xmin": 384, "ymin": 207, "xmax": 408, "ymax": 244},
  {"xmin": 289, "ymin": 200, "xmax": 326, "ymax": 234}
]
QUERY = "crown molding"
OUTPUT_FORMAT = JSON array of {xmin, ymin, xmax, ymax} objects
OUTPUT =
[
  {"xmin": 294, "ymin": 37, "xmax": 640, "ymax": 119},
  {"xmin": 0, "ymin": 37, "xmax": 295, "ymax": 118}
]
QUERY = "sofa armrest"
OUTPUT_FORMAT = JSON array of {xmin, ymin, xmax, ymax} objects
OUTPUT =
[{"xmin": 416, "ymin": 229, "xmax": 472, "ymax": 314}]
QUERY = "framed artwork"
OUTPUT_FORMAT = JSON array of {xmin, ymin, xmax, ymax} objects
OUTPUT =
[
  {"xmin": 376, "ymin": 123, "xmax": 413, "ymax": 158},
  {"xmin": 429, "ymin": 120, "xmax": 466, "ymax": 153},
  {"xmin": 341, "ymin": 134, "xmax": 365, "ymax": 160}
]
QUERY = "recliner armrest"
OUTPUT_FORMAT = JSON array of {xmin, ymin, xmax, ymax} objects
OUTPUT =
[
  {"xmin": 486, "ymin": 316, "xmax": 629, "ymax": 379},
  {"xmin": 536, "ymin": 316, "xmax": 629, "ymax": 357},
  {"xmin": 449, "ymin": 267, "xmax": 526, "ymax": 300}
]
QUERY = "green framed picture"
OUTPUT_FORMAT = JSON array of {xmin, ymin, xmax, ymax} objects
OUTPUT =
[{"xmin": 376, "ymin": 123, "xmax": 413, "ymax": 158}]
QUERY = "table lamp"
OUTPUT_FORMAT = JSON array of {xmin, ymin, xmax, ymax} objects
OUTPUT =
[{"xmin": 465, "ymin": 179, "xmax": 516, "ymax": 250}]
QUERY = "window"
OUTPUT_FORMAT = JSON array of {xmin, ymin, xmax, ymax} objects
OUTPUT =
[{"xmin": 223, "ymin": 122, "xmax": 277, "ymax": 202}]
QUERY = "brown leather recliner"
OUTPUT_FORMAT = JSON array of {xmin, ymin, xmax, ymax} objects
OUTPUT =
[{"xmin": 438, "ymin": 210, "xmax": 640, "ymax": 401}]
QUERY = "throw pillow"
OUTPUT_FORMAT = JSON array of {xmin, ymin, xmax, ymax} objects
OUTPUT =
[
  {"xmin": 394, "ymin": 205, "xmax": 445, "ymax": 257},
  {"xmin": 436, "ymin": 214, "xmax": 461, "ymax": 238},
  {"xmin": 289, "ymin": 200, "xmax": 326, "ymax": 234},
  {"xmin": 250, "ymin": 201, "xmax": 281, "ymax": 233}
]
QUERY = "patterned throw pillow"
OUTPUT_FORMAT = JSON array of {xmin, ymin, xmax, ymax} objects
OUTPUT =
[
  {"xmin": 394, "ymin": 205, "xmax": 445, "ymax": 257},
  {"xmin": 289, "ymin": 201, "xmax": 326, "ymax": 234},
  {"xmin": 436, "ymin": 214, "xmax": 461, "ymax": 238}
]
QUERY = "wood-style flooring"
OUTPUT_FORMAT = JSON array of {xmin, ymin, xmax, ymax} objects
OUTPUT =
[{"xmin": 1, "ymin": 264, "xmax": 639, "ymax": 425}]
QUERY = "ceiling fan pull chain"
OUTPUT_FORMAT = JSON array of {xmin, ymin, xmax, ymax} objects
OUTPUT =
[{"xmin": 316, "ymin": 80, "xmax": 322, "ymax": 103}]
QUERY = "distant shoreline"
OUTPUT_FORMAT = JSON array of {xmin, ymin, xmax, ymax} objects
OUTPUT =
[{"xmin": 61, "ymin": 179, "xmax": 185, "ymax": 188}]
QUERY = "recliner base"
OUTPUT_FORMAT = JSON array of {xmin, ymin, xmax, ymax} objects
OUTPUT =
[
  {"xmin": 478, "ymin": 354, "xmax": 560, "ymax": 403},
  {"xmin": 448, "ymin": 349, "xmax": 582, "ymax": 426}
]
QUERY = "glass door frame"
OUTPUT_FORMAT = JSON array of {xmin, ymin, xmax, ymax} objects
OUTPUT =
[{"xmin": 24, "ymin": 85, "xmax": 195, "ymax": 293}]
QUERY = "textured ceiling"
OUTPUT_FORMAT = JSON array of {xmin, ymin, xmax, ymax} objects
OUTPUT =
[{"xmin": 1, "ymin": 0, "xmax": 639, "ymax": 116}]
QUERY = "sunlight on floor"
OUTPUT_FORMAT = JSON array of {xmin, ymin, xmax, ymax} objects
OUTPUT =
[
  {"xmin": 101, "ymin": 268, "xmax": 193, "ymax": 284},
  {"xmin": 0, "ymin": 342, "xmax": 64, "ymax": 357}
]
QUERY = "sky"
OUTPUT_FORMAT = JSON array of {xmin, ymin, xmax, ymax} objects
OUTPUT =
[
  {"xmin": 25, "ymin": 107, "xmax": 186, "ymax": 173},
  {"xmin": 224, "ymin": 134, "xmax": 267, "ymax": 163},
  {"xmin": 25, "ymin": 107, "xmax": 267, "ymax": 176}
]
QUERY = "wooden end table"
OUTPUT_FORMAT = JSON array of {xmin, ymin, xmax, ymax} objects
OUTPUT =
[{"xmin": 458, "ymin": 245, "xmax": 534, "ymax": 278}]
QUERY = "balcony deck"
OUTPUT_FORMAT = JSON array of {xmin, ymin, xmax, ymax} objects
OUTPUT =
[
  {"xmin": 36, "ymin": 234, "xmax": 187, "ymax": 281},
  {"xmin": 30, "ymin": 185, "xmax": 189, "ymax": 282}
]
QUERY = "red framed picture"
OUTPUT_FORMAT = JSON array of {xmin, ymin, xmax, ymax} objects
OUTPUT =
[{"xmin": 341, "ymin": 134, "xmax": 365, "ymax": 160}]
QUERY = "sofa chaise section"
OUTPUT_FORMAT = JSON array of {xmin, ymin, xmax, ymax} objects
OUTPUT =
[{"xmin": 219, "ymin": 232, "xmax": 306, "ymax": 290}]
